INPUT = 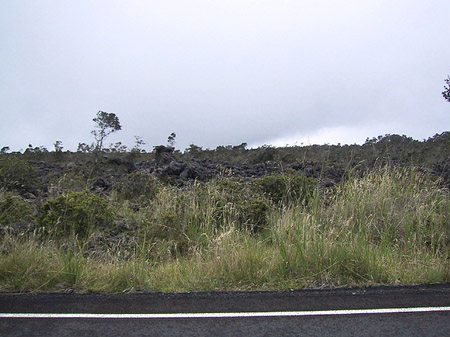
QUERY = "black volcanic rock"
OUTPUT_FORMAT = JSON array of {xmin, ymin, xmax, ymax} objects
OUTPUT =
[
  {"xmin": 90, "ymin": 177, "xmax": 112, "ymax": 193},
  {"xmin": 165, "ymin": 160, "xmax": 185, "ymax": 176},
  {"xmin": 154, "ymin": 146, "xmax": 175, "ymax": 165}
]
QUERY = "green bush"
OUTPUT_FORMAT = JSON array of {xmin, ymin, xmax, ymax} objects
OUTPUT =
[
  {"xmin": 45, "ymin": 172, "xmax": 89, "ymax": 198},
  {"xmin": 38, "ymin": 190, "xmax": 115, "ymax": 238},
  {"xmin": 113, "ymin": 172, "xmax": 160, "ymax": 204},
  {"xmin": 0, "ymin": 157, "xmax": 40, "ymax": 195},
  {"xmin": 0, "ymin": 190, "xmax": 34, "ymax": 225},
  {"xmin": 203, "ymin": 180, "xmax": 270, "ymax": 232},
  {"xmin": 255, "ymin": 173, "xmax": 317, "ymax": 206},
  {"xmin": 245, "ymin": 199, "xmax": 270, "ymax": 232}
]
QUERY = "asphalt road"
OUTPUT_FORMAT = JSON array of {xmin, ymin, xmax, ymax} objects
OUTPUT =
[{"xmin": 0, "ymin": 283, "xmax": 449, "ymax": 336}]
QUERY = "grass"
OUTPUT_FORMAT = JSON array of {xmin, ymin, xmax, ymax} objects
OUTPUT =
[{"xmin": 0, "ymin": 167, "xmax": 448, "ymax": 293}]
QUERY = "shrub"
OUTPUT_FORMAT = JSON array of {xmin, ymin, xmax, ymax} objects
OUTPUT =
[
  {"xmin": 255, "ymin": 173, "xmax": 317, "ymax": 206},
  {"xmin": 0, "ymin": 190, "xmax": 34, "ymax": 225},
  {"xmin": 0, "ymin": 157, "xmax": 40, "ymax": 195},
  {"xmin": 113, "ymin": 172, "xmax": 161, "ymax": 204},
  {"xmin": 38, "ymin": 190, "xmax": 115, "ymax": 238},
  {"xmin": 47, "ymin": 172, "xmax": 89, "ymax": 198},
  {"xmin": 206, "ymin": 180, "xmax": 270, "ymax": 232},
  {"xmin": 245, "ymin": 199, "xmax": 270, "ymax": 232}
]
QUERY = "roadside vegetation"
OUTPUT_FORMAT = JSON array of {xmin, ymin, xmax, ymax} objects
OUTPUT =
[{"xmin": 0, "ymin": 165, "xmax": 448, "ymax": 293}]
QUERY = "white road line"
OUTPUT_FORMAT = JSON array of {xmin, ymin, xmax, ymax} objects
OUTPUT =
[{"xmin": 0, "ymin": 307, "xmax": 449, "ymax": 319}]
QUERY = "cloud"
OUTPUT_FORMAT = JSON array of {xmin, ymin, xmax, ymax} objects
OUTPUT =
[{"xmin": 0, "ymin": 0, "xmax": 449, "ymax": 152}]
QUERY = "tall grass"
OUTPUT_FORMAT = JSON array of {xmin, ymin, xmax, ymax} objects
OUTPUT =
[{"xmin": 0, "ymin": 167, "xmax": 448, "ymax": 293}]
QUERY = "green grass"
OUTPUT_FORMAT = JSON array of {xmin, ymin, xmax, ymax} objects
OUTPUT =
[{"xmin": 0, "ymin": 167, "xmax": 448, "ymax": 293}]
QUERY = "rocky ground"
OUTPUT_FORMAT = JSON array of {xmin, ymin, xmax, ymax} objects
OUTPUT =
[{"xmin": 25, "ymin": 143, "xmax": 449, "ymax": 198}]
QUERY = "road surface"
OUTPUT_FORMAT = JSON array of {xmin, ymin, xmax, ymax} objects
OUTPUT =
[{"xmin": 0, "ymin": 284, "xmax": 449, "ymax": 336}]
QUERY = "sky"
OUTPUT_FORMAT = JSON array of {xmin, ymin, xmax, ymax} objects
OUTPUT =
[{"xmin": 1, "ymin": 0, "xmax": 449, "ymax": 152}]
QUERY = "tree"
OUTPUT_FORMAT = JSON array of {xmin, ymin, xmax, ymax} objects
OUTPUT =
[
  {"xmin": 108, "ymin": 142, "xmax": 127, "ymax": 153},
  {"xmin": 132, "ymin": 136, "xmax": 146, "ymax": 153},
  {"xmin": 24, "ymin": 144, "xmax": 48, "ymax": 154},
  {"xmin": 54, "ymin": 140, "xmax": 63, "ymax": 152},
  {"xmin": 92, "ymin": 111, "xmax": 122, "ymax": 152},
  {"xmin": 443, "ymin": 73, "xmax": 450, "ymax": 102},
  {"xmin": 77, "ymin": 142, "xmax": 93, "ymax": 153},
  {"xmin": 167, "ymin": 132, "xmax": 176, "ymax": 146}
]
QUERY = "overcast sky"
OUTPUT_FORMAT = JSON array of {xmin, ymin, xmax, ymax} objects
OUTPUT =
[{"xmin": 1, "ymin": 0, "xmax": 449, "ymax": 152}]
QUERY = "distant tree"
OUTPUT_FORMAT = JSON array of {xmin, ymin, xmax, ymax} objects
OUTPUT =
[
  {"xmin": 92, "ymin": 111, "xmax": 122, "ymax": 152},
  {"xmin": 167, "ymin": 132, "xmax": 176, "ymax": 147},
  {"xmin": 132, "ymin": 136, "xmax": 146, "ymax": 153},
  {"xmin": 233, "ymin": 143, "xmax": 247, "ymax": 151},
  {"xmin": 107, "ymin": 142, "xmax": 127, "ymax": 153},
  {"xmin": 54, "ymin": 140, "xmax": 63, "ymax": 152},
  {"xmin": 186, "ymin": 144, "xmax": 202, "ymax": 156},
  {"xmin": 0, "ymin": 146, "xmax": 9, "ymax": 154},
  {"xmin": 443, "ymin": 73, "xmax": 450, "ymax": 102},
  {"xmin": 77, "ymin": 142, "xmax": 93, "ymax": 153},
  {"xmin": 24, "ymin": 144, "xmax": 48, "ymax": 154}
]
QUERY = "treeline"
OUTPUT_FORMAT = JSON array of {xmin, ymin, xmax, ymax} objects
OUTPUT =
[{"xmin": 2, "ymin": 132, "xmax": 449, "ymax": 166}]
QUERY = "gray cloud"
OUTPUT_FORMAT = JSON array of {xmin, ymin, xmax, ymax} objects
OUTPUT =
[{"xmin": 1, "ymin": 0, "xmax": 449, "ymax": 152}]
